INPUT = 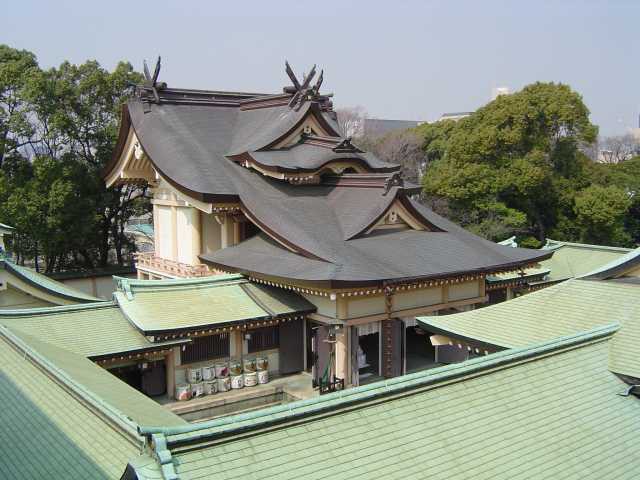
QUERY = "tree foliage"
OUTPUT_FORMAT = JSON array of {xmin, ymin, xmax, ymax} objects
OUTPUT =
[
  {"xmin": 417, "ymin": 82, "xmax": 638, "ymax": 247},
  {"xmin": 0, "ymin": 44, "xmax": 147, "ymax": 271}
]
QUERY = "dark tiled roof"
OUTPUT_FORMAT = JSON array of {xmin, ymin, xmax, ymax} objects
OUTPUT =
[
  {"xmin": 113, "ymin": 84, "xmax": 552, "ymax": 284},
  {"xmin": 203, "ymin": 226, "xmax": 550, "ymax": 284},
  {"xmin": 244, "ymin": 142, "xmax": 397, "ymax": 173}
]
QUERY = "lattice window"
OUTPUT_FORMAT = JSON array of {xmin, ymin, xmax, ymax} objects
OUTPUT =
[
  {"xmin": 182, "ymin": 333, "xmax": 230, "ymax": 364},
  {"xmin": 247, "ymin": 326, "xmax": 279, "ymax": 353}
]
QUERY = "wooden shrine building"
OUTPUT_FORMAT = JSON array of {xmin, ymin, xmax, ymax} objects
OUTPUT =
[{"xmin": 104, "ymin": 59, "xmax": 551, "ymax": 388}]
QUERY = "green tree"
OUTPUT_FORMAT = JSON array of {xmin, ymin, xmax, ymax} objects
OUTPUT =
[
  {"xmin": 573, "ymin": 185, "xmax": 631, "ymax": 245},
  {"xmin": 420, "ymin": 82, "xmax": 599, "ymax": 244},
  {"xmin": 0, "ymin": 44, "xmax": 147, "ymax": 271},
  {"xmin": 0, "ymin": 45, "xmax": 39, "ymax": 166}
]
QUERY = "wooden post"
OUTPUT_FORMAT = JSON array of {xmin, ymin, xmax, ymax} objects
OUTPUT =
[
  {"xmin": 166, "ymin": 348, "xmax": 177, "ymax": 399},
  {"xmin": 335, "ymin": 326, "xmax": 348, "ymax": 382}
]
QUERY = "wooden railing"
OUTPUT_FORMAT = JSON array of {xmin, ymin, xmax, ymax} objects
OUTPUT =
[{"xmin": 134, "ymin": 252, "xmax": 218, "ymax": 278}]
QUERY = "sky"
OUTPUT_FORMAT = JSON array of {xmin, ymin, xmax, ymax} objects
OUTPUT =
[{"xmin": 2, "ymin": 0, "xmax": 639, "ymax": 136}]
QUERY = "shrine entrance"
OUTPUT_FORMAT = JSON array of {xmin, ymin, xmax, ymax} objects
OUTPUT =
[{"xmin": 351, "ymin": 322, "xmax": 380, "ymax": 386}]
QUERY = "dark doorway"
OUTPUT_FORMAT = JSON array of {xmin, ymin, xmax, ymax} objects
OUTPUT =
[
  {"xmin": 279, "ymin": 319, "xmax": 304, "ymax": 374},
  {"xmin": 306, "ymin": 320, "xmax": 314, "ymax": 372},
  {"xmin": 239, "ymin": 220, "xmax": 260, "ymax": 242},
  {"xmin": 109, "ymin": 363, "xmax": 142, "ymax": 391},
  {"xmin": 487, "ymin": 288, "xmax": 507, "ymax": 305},
  {"xmin": 141, "ymin": 360, "xmax": 167, "ymax": 397},
  {"xmin": 405, "ymin": 325, "xmax": 438, "ymax": 373},
  {"xmin": 108, "ymin": 360, "xmax": 167, "ymax": 397},
  {"xmin": 357, "ymin": 332, "xmax": 379, "ymax": 384}
]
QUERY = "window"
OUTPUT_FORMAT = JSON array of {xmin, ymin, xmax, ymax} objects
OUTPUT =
[
  {"xmin": 182, "ymin": 333, "xmax": 230, "ymax": 364},
  {"xmin": 247, "ymin": 326, "xmax": 279, "ymax": 353}
]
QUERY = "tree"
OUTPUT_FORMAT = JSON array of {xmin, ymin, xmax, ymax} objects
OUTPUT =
[
  {"xmin": 598, "ymin": 134, "xmax": 640, "ymax": 164},
  {"xmin": 573, "ymin": 185, "xmax": 631, "ymax": 245},
  {"xmin": 419, "ymin": 82, "xmax": 600, "ymax": 244},
  {"xmin": 0, "ymin": 45, "xmax": 39, "ymax": 167},
  {"xmin": 336, "ymin": 106, "xmax": 366, "ymax": 137},
  {"xmin": 357, "ymin": 130, "xmax": 427, "ymax": 184},
  {"xmin": 0, "ymin": 45, "xmax": 146, "ymax": 271}
]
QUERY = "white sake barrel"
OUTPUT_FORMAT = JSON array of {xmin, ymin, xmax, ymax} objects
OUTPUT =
[
  {"xmin": 243, "ymin": 358, "xmax": 256, "ymax": 373},
  {"xmin": 257, "ymin": 369, "xmax": 269, "ymax": 384},
  {"xmin": 255, "ymin": 357, "xmax": 268, "ymax": 371},
  {"xmin": 229, "ymin": 361, "xmax": 243, "ymax": 376},
  {"xmin": 175, "ymin": 384, "xmax": 191, "ymax": 401},
  {"xmin": 214, "ymin": 363, "xmax": 229, "ymax": 378},
  {"xmin": 190, "ymin": 382, "xmax": 205, "ymax": 398},
  {"xmin": 217, "ymin": 376, "xmax": 231, "ymax": 392},
  {"xmin": 230, "ymin": 374, "xmax": 244, "ymax": 389},
  {"xmin": 187, "ymin": 367, "xmax": 202, "ymax": 384},
  {"xmin": 244, "ymin": 371, "xmax": 258, "ymax": 387},
  {"xmin": 202, "ymin": 365, "xmax": 216, "ymax": 381},
  {"xmin": 204, "ymin": 380, "xmax": 218, "ymax": 395}
]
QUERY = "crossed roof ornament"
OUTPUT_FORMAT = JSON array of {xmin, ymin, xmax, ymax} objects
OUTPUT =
[{"xmin": 285, "ymin": 61, "xmax": 326, "ymax": 111}]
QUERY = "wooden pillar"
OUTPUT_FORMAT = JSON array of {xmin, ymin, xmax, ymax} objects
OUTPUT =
[
  {"xmin": 152, "ymin": 202, "xmax": 160, "ymax": 255},
  {"xmin": 220, "ymin": 216, "xmax": 232, "ymax": 249},
  {"xmin": 381, "ymin": 318, "xmax": 403, "ymax": 378},
  {"xmin": 335, "ymin": 326, "xmax": 348, "ymax": 383},
  {"xmin": 191, "ymin": 209, "xmax": 202, "ymax": 265},
  {"xmin": 233, "ymin": 220, "xmax": 241, "ymax": 246},
  {"xmin": 166, "ymin": 349, "xmax": 176, "ymax": 399}
]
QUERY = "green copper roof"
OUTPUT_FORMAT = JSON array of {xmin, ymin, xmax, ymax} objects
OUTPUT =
[
  {"xmin": 11, "ymin": 330, "xmax": 185, "ymax": 428},
  {"xmin": 581, "ymin": 246, "xmax": 640, "ymax": 280},
  {"xmin": 0, "ymin": 302, "xmax": 187, "ymax": 359},
  {"xmin": 132, "ymin": 326, "xmax": 640, "ymax": 480},
  {"xmin": 417, "ymin": 279, "xmax": 640, "ymax": 378},
  {"xmin": 114, "ymin": 275, "xmax": 314, "ymax": 335},
  {"xmin": 2, "ymin": 260, "xmax": 103, "ymax": 303},
  {"xmin": 0, "ymin": 327, "xmax": 152, "ymax": 479},
  {"xmin": 126, "ymin": 223, "xmax": 154, "ymax": 238},
  {"xmin": 539, "ymin": 239, "xmax": 632, "ymax": 282},
  {"xmin": 0, "ymin": 222, "xmax": 14, "ymax": 233}
]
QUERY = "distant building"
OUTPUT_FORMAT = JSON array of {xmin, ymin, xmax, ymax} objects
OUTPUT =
[
  {"xmin": 438, "ymin": 111, "xmax": 473, "ymax": 121},
  {"xmin": 361, "ymin": 118, "xmax": 425, "ymax": 137},
  {"xmin": 491, "ymin": 86, "xmax": 511, "ymax": 100},
  {"xmin": 439, "ymin": 87, "xmax": 510, "ymax": 123}
]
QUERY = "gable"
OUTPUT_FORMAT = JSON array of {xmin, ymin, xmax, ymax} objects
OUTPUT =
[{"xmin": 104, "ymin": 127, "xmax": 156, "ymax": 188}]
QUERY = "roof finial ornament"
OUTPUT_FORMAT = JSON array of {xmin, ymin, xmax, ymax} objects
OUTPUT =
[
  {"xmin": 284, "ymin": 61, "xmax": 329, "ymax": 111},
  {"xmin": 383, "ymin": 172, "xmax": 404, "ymax": 195},
  {"xmin": 332, "ymin": 136, "xmax": 363, "ymax": 153},
  {"xmin": 141, "ymin": 56, "xmax": 166, "ymax": 104}
]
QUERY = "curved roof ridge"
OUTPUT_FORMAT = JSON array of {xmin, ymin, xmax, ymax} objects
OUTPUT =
[
  {"xmin": 2, "ymin": 259, "xmax": 104, "ymax": 303},
  {"xmin": 544, "ymin": 238, "xmax": 633, "ymax": 253}
]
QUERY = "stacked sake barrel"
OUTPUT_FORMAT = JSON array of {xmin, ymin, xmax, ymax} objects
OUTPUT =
[
  {"xmin": 175, "ymin": 362, "xmax": 228, "ymax": 401},
  {"xmin": 175, "ymin": 357, "xmax": 269, "ymax": 401}
]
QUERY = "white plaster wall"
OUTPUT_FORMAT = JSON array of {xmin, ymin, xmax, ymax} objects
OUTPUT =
[
  {"xmin": 393, "ymin": 287, "xmax": 442, "ymax": 311},
  {"xmin": 201, "ymin": 213, "xmax": 222, "ymax": 254},
  {"xmin": 59, "ymin": 275, "xmax": 136, "ymax": 300},
  {"xmin": 176, "ymin": 207, "xmax": 197, "ymax": 265},
  {"xmin": 448, "ymin": 280, "xmax": 481, "ymax": 302},
  {"xmin": 347, "ymin": 296, "xmax": 386, "ymax": 319},
  {"xmin": 156, "ymin": 205, "xmax": 173, "ymax": 260},
  {"xmin": 303, "ymin": 293, "xmax": 337, "ymax": 318}
]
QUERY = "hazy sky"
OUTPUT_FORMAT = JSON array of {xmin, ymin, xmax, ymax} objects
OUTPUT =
[{"xmin": 3, "ymin": 0, "xmax": 639, "ymax": 135}]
